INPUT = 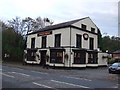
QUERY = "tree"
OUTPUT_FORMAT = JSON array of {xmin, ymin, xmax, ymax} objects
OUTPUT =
[
  {"xmin": 2, "ymin": 25, "xmax": 25, "ymax": 61},
  {"xmin": 22, "ymin": 17, "xmax": 34, "ymax": 35},
  {"xmin": 98, "ymin": 28, "xmax": 102, "ymax": 49},
  {"xmin": 8, "ymin": 16, "xmax": 53, "ymax": 36},
  {"xmin": 101, "ymin": 36, "xmax": 120, "ymax": 53},
  {"xmin": 8, "ymin": 17, "xmax": 22, "ymax": 34},
  {"xmin": 22, "ymin": 16, "xmax": 46, "ymax": 35},
  {"xmin": 34, "ymin": 16, "xmax": 45, "ymax": 30}
]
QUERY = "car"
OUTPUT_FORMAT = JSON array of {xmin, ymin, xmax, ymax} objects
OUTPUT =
[{"xmin": 108, "ymin": 63, "xmax": 120, "ymax": 74}]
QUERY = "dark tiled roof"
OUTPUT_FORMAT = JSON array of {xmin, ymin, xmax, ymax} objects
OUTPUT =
[
  {"xmin": 27, "ymin": 17, "xmax": 89, "ymax": 35},
  {"xmin": 113, "ymin": 50, "xmax": 120, "ymax": 54}
]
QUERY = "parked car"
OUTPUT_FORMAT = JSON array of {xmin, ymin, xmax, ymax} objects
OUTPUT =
[{"xmin": 108, "ymin": 63, "xmax": 120, "ymax": 74}]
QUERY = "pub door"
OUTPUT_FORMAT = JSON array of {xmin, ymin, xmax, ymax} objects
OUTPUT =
[{"xmin": 40, "ymin": 51, "xmax": 47, "ymax": 66}]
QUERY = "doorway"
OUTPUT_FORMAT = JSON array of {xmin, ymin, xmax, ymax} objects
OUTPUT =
[{"xmin": 40, "ymin": 50, "xmax": 47, "ymax": 66}]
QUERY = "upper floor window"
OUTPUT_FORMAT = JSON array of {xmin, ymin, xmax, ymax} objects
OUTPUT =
[
  {"xmin": 81, "ymin": 24, "xmax": 87, "ymax": 30},
  {"xmin": 89, "ymin": 37, "xmax": 94, "ymax": 50},
  {"xmin": 76, "ymin": 34, "xmax": 82, "ymax": 48},
  {"xmin": 55, "ymin": 34, "xmax": 61, "ymax": 47},
  {"xmin": 42, "ymin": 36, "xmax": 47, "ymax": 48},
  {"xmin": 31, "ymin": 38, "xmax": 35, "ymax": 48},
  {"xmin": 91, "ymin": 27, "xmax": 95, "ymax": 33}
]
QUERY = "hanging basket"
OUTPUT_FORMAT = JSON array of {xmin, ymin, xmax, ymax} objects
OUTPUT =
[{"xmin": 64, "ymin": 54, "xmax": 68, "ymax": 60}]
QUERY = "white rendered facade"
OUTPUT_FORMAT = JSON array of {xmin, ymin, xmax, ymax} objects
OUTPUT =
[{"xmin": 24, "ymin": 17, "xmax": 108, "ymax": 67}]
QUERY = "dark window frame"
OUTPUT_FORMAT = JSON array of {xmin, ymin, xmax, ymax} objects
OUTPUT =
[
  {"xmin": 89, "ymin": 37, "xmax": 94, "ymax": 50},
  {"xmin": 31, "ymin": 38, "xmax": 35, "ymax": 48},
  {"xmin": 76, "ymin": 34, "xmax": 82, "ymax": 48},
  {"xmin": 50, "ymin": 50, "xmax": 63, "ymax": 63},
  {"xmin": 55, "ymin": 34, "xmax": 61, "ymax": 47},
  {"xmin": 73, "ymin": 51, "xmax": 86, "ymax": 64},
  {"xmin": 81, "ymin": 24, "xmax": 87, "ymax": 30},
  {"xmin": 41, "ymin": 36, "xmax": 47, "ymax": 48},
  {"xmin": 88, "ymin": 52, "xmax": 98, "ymax": 64},
  {"xmin": 91, "ymin": 27, "xmax": 95, "ymax": 33},
  {"xmin": 27, "ymin": 50, "xmax": 37, "ymax": 61}
]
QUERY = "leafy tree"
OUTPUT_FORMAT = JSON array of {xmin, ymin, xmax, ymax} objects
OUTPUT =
[
  {"xmin": 98, "ymin": 28, "xmax": 102, "ymax": 49},
  {"xmin": 101, "ymin": 36, "xmax": 120, "ymax": 53},
  {"xmin": 2, "ymin": 26, "xmax": 25, "ymax": 61}
]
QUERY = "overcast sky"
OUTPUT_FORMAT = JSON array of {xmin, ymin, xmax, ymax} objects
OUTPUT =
[{"xmin": 0, "ymin": 0, "xmax": 118, "ymax": 36}]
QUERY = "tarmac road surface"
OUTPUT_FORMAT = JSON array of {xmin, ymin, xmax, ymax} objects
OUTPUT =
[{"xmin": 2, "ymin": 65, "xmax": 119, "ymax": 89}]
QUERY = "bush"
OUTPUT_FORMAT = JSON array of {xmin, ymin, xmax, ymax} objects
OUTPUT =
[{"xmin": 107, "ymin": 58, "xmax": 115, "ymax": 64}]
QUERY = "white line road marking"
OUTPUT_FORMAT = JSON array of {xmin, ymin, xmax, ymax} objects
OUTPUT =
[
  {"xmin": 10, "ymin": 72, "xmax": 30, "ymax": 77},
  {"xmin": 33, "ymin": 82, "xmax": 53, "ymax": 88},
  {"xmin": 51, "ymin": 80, "xmax": 90, "ymax": 88},
  {"xmin": 62, "ymin": 76, "xmax": 92, "ymax": 81},
  {"xmin": 2, "ymin": 73, "xmax": 15, "ymax": 78},
  {"xmin": 83, "ymin": 78, "xmax": 92, "ymax": 81},
  {"xmin": 31, "ymin": 71, "xmax": 48, "ymax": 75},
  {"xmin": 16, "ymin": 68, "xmax": 23, "ymax": 71}
]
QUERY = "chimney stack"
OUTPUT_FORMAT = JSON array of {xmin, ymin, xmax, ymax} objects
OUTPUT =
[{"xmin": 43, "ymin": 18, "xmax": 53, "ymax": 27}]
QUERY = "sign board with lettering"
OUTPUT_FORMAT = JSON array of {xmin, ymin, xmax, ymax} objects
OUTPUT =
[{"xmin": 37, "ymin": 31, "xmax": 52, "ymax": 36}]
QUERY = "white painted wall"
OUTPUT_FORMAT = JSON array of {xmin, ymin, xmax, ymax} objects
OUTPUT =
[
  {"xmin": 26, "ymin": 18, "xmax": 102, "ymax": 67},
  {"xmin": 52, "ymin": 27, "xmax": 70, "ymax": 47},
  {"xmin": 47, "ymin": 34, "xmax": 54, "ymax": 47},
  {"xmin": 71, "ymin": 28, "xmax": 98, "ymax": 50},
  {"xmin": 72, "ymin": 17, "xmax": 98, "ymax": 33},
  {"xmin": 27, "ymin": 34, "xmax": 37, "ymax": 48},
  {"xmin": 98, "ymin": 52, "xmax": 108, "ymax": 66},
  {"xmin": 27, "ymin": 18, "xmax": 98, "ymax": 50},
  {"xmin": 27, "ymin": 27, "xmax": 70, "ymax": 49}
]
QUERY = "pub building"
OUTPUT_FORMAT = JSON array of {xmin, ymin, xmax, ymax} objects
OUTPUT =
[{"xmin": 24, "ymin": 17, "xmax": 108, "ymax": 67}]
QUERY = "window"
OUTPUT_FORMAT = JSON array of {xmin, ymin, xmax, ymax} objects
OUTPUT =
[
  {"xmin": 88, "ymin": 52, "xmax": 98, "ymax": 64},
  {"xmin": 27, "ymin": 50, "xmax": 37, "ymax": 61},
  {"xmin": 55, "ymin": 34, "xmax": 61, "ymax": 47},
  {"xmin": 76, "ymin": 34, "xmax": 82, "ymax": 48},
  {"xmin": 81, "ymin": 24, "xmax": 87, "ymax": 30},
  {"xmin": 42, "ymin": 36, "xmax": 47, "ymax": 48},
  {"xmin": 31, "ymin": 38, "xmax": 35, "ymax": 48},
  {"xmin": 89, "ymin": 37, "xmax": 94, "ymax": 50},
  {"xmin": 50, "ymin": 50, "xmax": 63, "ymax": 63},
  {"xmin": 91, "ymin": 27, "xmax": 95, "ymax": 33},
  {"xmin": 112, "ymin": 63, "xmax": 119, "ymax": 67},
  {"xmin": 88, "ymin": 53, "xmax": 93, "ymax": 64},
  {"xmin": 74, "ymin": 51, "xmax": 86, "ymax": 64}
]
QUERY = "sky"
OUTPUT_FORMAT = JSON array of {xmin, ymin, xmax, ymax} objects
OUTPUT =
[{"xmin": 0, "ymin": 0, "xmax": 119, "ymax": 36}]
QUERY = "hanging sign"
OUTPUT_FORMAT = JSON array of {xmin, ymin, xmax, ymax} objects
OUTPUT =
[{"xmin": 83, "ymin": 33, "xmax": 89, "ymax": 40}]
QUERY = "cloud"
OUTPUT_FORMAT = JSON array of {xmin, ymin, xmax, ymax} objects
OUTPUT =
[{"xmin": 0, "ymin": 0, "xmax": 118, "ymax": 36}]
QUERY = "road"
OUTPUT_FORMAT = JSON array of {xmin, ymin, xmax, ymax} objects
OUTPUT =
[{"xmin": 2, "ymin": 65, "xmax": 119, "ymax": 89}]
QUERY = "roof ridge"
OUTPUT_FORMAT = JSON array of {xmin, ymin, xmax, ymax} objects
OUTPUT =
[{"xmin": 51, "ymin": 17, "xmax": 89, "ymax": 26}]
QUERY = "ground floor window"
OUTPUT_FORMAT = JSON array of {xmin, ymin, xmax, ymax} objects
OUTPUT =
[
  {"xmin": 27, "ymin": 50, "xmax": 37, "ymax": 61},
  {"xmin": 88, "ymin": 52, "xmax": 98, "ymax": 64},
  {"xmin": 73, "ymin": 51, "xmax": 86, "ymax": 64},
  {"xmin": 50, "ymin": 50, "xmax": 63, "ymax": 63}
]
